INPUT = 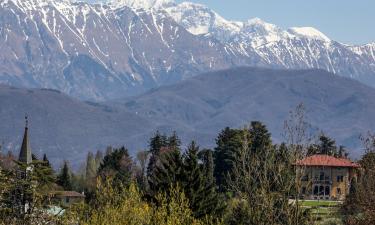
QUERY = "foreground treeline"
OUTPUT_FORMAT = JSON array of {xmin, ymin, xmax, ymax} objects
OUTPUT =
[{"xmin": 1, "ymin": 105, "xmax": 375, "ymax": 224}]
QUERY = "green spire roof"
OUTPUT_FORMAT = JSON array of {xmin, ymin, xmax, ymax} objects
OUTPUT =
[{"xmin": 19, "ymin": 116, "xmax": 32, "ymax": 164}]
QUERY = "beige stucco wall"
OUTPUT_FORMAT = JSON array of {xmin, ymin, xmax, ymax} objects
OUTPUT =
[{"xmin": 298, "ymin": 166, "xmax": 357, "ymax": 200}]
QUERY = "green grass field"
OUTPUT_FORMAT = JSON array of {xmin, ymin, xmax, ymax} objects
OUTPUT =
[{"xmin": 300, "ymin": 200, "xmax": 343, "ymax": 225}]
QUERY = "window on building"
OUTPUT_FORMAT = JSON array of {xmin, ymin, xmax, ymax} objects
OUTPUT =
[
  {"xmin": 337, "ymin": 176, "xmax": 344, "ymax": 182},
  {"xmin": 314, "ymin": 186, "xmax": 319, "ymax": 195},
  {"xmin": 325, "ymin": 186, "xmax": 330, "ymax": 196},
  {"xmin": 337, "ymin": 188, "xmax": 342, "ymax": 195},
  {"xmin": 320, "ymin": 172, "xmax": 325, "ymax": 181},
  {"xmin": 301, "ymin": 175, "xmax": 309, "ymax": 181},
  {"xmin": 66, "ymin": 197, "xmax": 70, "ymax": 204},
  {"xmin": 301, "ymin": 187, "xmax": 306, "ymax": 195}
]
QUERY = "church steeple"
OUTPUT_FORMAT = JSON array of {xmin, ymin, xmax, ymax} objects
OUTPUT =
[{"xmin": 19, "ymin": 116, "xmax": 32, "ymax": 164}]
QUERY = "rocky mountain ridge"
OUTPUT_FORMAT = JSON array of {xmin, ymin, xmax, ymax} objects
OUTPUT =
[{"xmin": 0, "ymin": 0, "xmax": 374, "ymax": 100}]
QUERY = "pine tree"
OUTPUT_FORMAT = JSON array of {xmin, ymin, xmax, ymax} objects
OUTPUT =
[
  {"xmin": 147, "ymin": 131, "xmax": 168, "ymax": 180},
  {"xmin": 98, "ymin": 147, "xmax": 133, "ymax": 187},
  {"xmin": 168, "ymin": 131, "xmax": 181, "ymax": 151},
  {"xmin": 214, "ymin": 127, "xmax": 247, "ymax": 191},
  {"xmin": 182, "ymin": 141, "xmax": 204, "ymax": 217},
  {"xmin": 248, "ymin": 121, "xmax": 272, "ymax": 154},
  {"xmin": 199, "ymin": 149, "xmax": 215, "ymax": 185},
  {"xmin": 148, "ymin": 143, "xmax": 183, "ymax": 194},
  {"xmin": 57, "ymin": 161, "xmax": 72, "ymax": 190},
  {"xmin": 318, "ymin": 134, "xmax": 337, "ymax": 156},
  {"xmin": 180, "ymin": 141, "xmax": 223, "ymax": 218}
]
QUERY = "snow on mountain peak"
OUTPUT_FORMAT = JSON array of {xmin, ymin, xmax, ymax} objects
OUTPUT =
[
  {"xmin": 165, "ymin": 1, "xmax": 242, "ymax": 39},
  {"xmin": 243, "ymin": 17, "xmax": 281, "ymax": 34},
  {"xmin": 288, "ymin": 27, "xmax": 330, "ymax": 42},
  {"xmin": 108, "ymin": 0, "xmax": 174, "ymax": 9}
]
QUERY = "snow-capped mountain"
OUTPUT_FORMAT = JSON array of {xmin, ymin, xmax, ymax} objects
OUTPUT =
[
  {"xmin": 0, "ymin": 0, "xmax": 374, "ymax": 100},
  {"xmin": 164, "ymin": 1, "xmax": 375, "ymax": 78},
  {"xmin": 108, "ymin": 0, "xmax": 174, "ymax": 9}
]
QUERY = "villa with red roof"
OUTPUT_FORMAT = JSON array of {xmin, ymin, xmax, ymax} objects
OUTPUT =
[{"xmin": 295, "ymin": 154, "xmax": 360, "ymax": 200}]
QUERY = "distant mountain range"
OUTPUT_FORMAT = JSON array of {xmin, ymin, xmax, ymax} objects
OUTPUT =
[
  {"xmin": 1, "ymin": 68, "xmax": 375, "ymax": 168},
  {"xmin": 0, "ymin": 0, "xmax": 374, "ymax": 100}
]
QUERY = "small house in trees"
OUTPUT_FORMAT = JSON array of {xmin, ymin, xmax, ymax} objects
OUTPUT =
[
  {"xmin": 51, "ymin": 191, "xmax": 85, "ymax": 207},
  {"xmin": 295, "ymin": 154, "xmax": 360, "ymax": 200}
]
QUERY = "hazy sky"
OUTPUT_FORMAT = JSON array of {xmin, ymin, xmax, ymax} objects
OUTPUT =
[{"xmin": 173, "ymin": 0, "xmax": 374, "ymax": 45}]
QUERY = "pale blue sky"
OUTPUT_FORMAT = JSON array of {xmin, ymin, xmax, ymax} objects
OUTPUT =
[
  {"xmin": 174, "ymin": 0, "xmax": 374, "ymax": 45},
  {"xmin": 87, "ymin": 0, "xmax": 374, "ymax": 45}
]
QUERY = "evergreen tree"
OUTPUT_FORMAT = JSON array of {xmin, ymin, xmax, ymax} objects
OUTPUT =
[
  {"xmin": 35, "ymin": 154, "xmax": 55, "ymax": 186},
  {"xmin": 182, "ymin": 141, "xmax": 223, "ymax": 218},
  {"xmin": 214, "ymin": 127, "xmax": 246, "ymax": 191},
  {"xmin": 86, "ymin": 152, "xmax": 97, "ymax": 180},
  {"xmin": 182, "ymin": 141, "xmax": 203, "ymax": 215},
  {"xmin": 148, "ymin": 143, "xmax": 183, "ymax": 194},
  {"xmin": 198, "ymin": 149, "xmax": 215, "ymax": 185},
  {"xmin": 147, "ymin": 131, "xmax": 183, "ymax": 193},
  {"xmin": 42, "ymin": 154, "xmax": 51, "ymax": 168},
  {"xmin": 337, "ymin": 145, "xmax": 349, "ymax": 158},
  {"xmin": 57, "ymin": 161, "xmax": 72, "ymax": 190},
  {"xmin": 307, "ymin": 134, "xmax": 339, "ymax": 156},
  {"xmin": 147, "ymin": 131, "xmax": 168, "ymax": 180},
  {"xmin": 95, "ymin": 150, "xmax": 103, "ymax": 170},
  {"xmin": 248, "ymin": 121, "xmax": 272, "ymax": 154},
  {"xmin": 168, "ymin": 131, "xmax": 181, "ymax": 151},
  {"xmin": 318, "ymin": 134, "xmax": 337, "ymax": 156},
  {"xmin": 98, "ymin": 147, "xmax": 133, "ymax": 187}
]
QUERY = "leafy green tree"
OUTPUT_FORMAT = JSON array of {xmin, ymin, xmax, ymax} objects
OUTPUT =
[
  {"xmin": 57, "ymin": 161, "xmax": 73, "ymax": 190},
  {"xmin": 0, "ymin": 161, "xmax": 56, "ymax": 224}
]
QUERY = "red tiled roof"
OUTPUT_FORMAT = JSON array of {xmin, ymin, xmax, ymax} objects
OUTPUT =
[{"xmin": 295, "ymin": 154, "xmax": 360, "ymax": 168}]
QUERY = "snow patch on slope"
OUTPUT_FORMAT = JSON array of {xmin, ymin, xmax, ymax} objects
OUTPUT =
[
  {"xmin": 108, "ymin": 0, "xmax": 174, "ymax": 9},
  {"xmin": 288, "ymin": 27, "xmax": 330, "ymax": 42}
]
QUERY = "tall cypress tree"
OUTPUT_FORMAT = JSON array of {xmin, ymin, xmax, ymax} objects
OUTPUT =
[
  {"xmin": 94, "ymin": 150, "xmax": 103, "ymax": 170},
  {"xmin": 57, "ymin": 161, "xmax": 72, "ymax": 190},
  {"xmin": 86, "ymin": 152, "xmax": 96, "ymax": 180}
]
